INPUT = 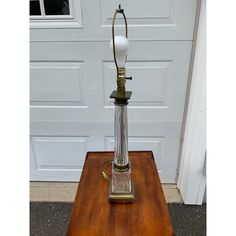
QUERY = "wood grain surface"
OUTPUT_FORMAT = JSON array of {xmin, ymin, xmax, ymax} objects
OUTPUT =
[{"xmin": 67, "ymin": 151, "xmax": 174, "ymax": 236}]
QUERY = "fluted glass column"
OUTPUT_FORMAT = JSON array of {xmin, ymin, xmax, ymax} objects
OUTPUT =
[{"xmin": 114, "ymin": 104, "xmax": 129, "ymax": 167}]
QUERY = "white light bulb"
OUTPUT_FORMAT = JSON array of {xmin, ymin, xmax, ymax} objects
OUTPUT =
[{"xmin": 110, "ymin": 36, "xmax": 129, "ymax": 68}]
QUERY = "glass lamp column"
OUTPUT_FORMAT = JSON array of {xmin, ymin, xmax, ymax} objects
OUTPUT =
[
  {"xmin": 112, "ymin": 103, "xmax": 131, "ymax": 194},
  {"xmin": 109, "ymin": 89, "xmax": 134, "ymax": 202}
]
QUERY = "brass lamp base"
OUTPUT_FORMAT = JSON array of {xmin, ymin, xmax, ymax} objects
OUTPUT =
[{"xmin": 108, "ymin": 182, "xmax": 135, "ymax": 203}]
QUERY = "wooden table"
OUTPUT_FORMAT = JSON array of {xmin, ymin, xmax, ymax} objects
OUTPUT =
[{"xmin": 67, "ymin": 151, "xmax": 174, "ymax": 236}]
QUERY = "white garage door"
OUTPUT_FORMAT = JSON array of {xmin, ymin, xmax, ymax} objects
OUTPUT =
[{"xmin": 30, "ymin": 0, "xmax": 197, "ymax": 183}]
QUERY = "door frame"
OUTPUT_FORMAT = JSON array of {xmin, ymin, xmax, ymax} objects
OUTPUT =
[{"xmin": 177, "ymin": 0, "xmax": 206, "ymax": 204}]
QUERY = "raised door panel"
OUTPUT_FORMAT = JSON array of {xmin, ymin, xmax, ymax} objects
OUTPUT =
[
  {"xmin": 31, "ymin": 136, "xmax": 89, "ymax": 181},
  {"xmin": 104, "ymin": 61, "xmax": 170, "ymax": 107},
  {"xmin": 30, "ymin": 62, "xmax": 87, "ymax": 106}
]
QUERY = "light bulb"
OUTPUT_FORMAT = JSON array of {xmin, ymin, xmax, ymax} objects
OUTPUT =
[{"xmin": 110, "ymin": 36, "xmax": 129, "ymax": 68}]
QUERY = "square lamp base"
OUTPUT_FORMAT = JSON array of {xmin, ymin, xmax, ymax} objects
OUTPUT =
[{"xmin": 109, "ymin": 181, "xmax": 135, "ymax": 203}]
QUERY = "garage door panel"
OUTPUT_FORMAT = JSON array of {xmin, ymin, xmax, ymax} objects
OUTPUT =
[
  {"xmin": 30, "ymin": 41, "xmax": 191, "ymax": 122},
  {"xmin": 30, "ymin": 0, "xmax": 197, "ymax": 41},
  {"xmin": 31, "ymin": 136, "xmax": 89, "ymax": 168},
  {"xmin": 104, "ymin": 61, "xmax": 170, "ymax": 107},
  {"xmin": 30, "ymin": 61, "xmax": 87, "ymax": 106},
  {"xmin": 30, "ymin": 121, "xmax": 181, "ymax": 182},
  {"xmin": 100, "ymin": 0, "xmax": 197, "ymax": 41},
  {"xmin": 30, "ymin": 41, "xmax": 192, "ymax": 61}
]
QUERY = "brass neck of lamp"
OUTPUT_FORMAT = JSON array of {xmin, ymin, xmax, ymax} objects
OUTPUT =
[{"xmin": 117, "ymin": 67, "xmax": 126, "ymax": 97}]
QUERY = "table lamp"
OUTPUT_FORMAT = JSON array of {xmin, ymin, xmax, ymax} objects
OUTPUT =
[{"xmin": 102, "ymin": 5, "xmax": 135, "ymax": 203}]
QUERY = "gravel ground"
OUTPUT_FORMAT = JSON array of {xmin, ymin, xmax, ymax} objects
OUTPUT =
[
  {"xmin": 168, "ymin": 203, "xmax": 206, "ymax": 236},
  {"xmin": 30, "ymin": 202, "xmax": 206, "ymax": 236}
]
